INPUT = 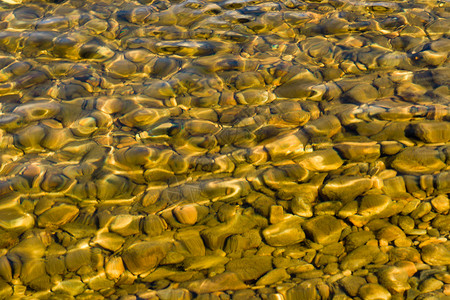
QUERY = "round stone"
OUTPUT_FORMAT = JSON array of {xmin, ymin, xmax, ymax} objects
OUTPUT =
[{"xmin": 391, "ymin": 147, "xmax": 446, "ymax": 175}]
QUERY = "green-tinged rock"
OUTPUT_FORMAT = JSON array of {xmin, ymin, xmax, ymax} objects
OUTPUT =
[
  {"xmin": 122, "ymin": 241, "xmax": 171, "ymax": 275},
  {"xmin": 321, "ymin": 176, "xmax": 372, "ymax": 203},
  {"xmin": 226, "ymin": 256, "xmax": 272, "ymax": 281},
  {"xmin": 183, "ymin": 272, "xmax": 247, "ymax": 294},
  {"xmin": 302, "ymin": 215, "xmax": 343, "ymax": 245},
  {"xmin": 255, "ymin": 268, "xmax": 290, "ymax": 286},
  {"xmin": 391, "ymin": 147, "xmax": 446, "ymax": 175},
  {"xmin": 297, "ymin": 149, "xmax": 343, "ymax": 171},
  {"xmin": 340, "ymin": 245, "xmax": 380, "ymax": 271},
  {"xmin": 421, "ymin": 243, "xmax": 450, "ymax": 265},
  {"xmin": 262, "ymin": 215, "xmax": 305, "ymax": 247},
  {"xmin": 358, "ymin": 283, "xmax": 391, "ymax": 300}
]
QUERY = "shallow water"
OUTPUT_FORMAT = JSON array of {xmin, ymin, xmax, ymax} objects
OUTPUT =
[{"xmin": 0, "ymin": 0, "xmax": 449, "ymax": 298}]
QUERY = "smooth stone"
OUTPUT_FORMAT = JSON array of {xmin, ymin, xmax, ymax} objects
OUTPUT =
[
  {"xmin": 432, "ymin": 215, "xmax": 450, "ymax": 231},
  {"xmin": 421, "ymin": 243, "xmax": 450, "ymax": 265},
  {"xmin": 340, "ymin": 245, "xmax": 380, "ymax": 271},
  {"xmin": 391, "ymin": 147, "xmax": 446, "ymax": 175},
  {"xmin": 264, "ymin": 131, "xmax": 307, "ymax": 160},
  {"xmin": 88, "ymin": 274, "xmax": 114, "ymax": 290},
  {"xmin": 431, "ymin": 195, "xmax": 450, "ymax": 213},
  {"xmin": 226, "ymin": 256, "xmax": 272, "ymax": 281},
  {"xmin": 343, "ymin": 84, "xmax": 379, "ymax": 104},
  {"xmin": 105, "ymin": 256, "xmax": 125, "ymax": 280},
  {"xmin": 377, "ymin": 266, "xmax": 410, "ymax": 293},
  {"xmin": 183, "ymin": 256, "xmax": 229, "ymax": 271},
  {"xmin": 255, "ymin": 268, "xmax": 290, "ymax": 286},
  {"xmin": 109, "ymin": 214, "xmax": 142, "ymax": 236},
  {"xmin": 413, "ymin": 122, "xmax": 450, "ymax": 143},
  {"xmin": 274, "ymin": 79, "xmax": 318, "ymax": 98},
  {"xmin": 262, "ymin": 215, "xmax": 305, "ymax": 247},
  {"xmin": 176, "ymin": 230, "xmax": 206, "ymax": 257},
  {"xmin": 52, "ymin": 279, "xmax": 85, "ymax": 296},
  {"xmin": 302, "ymin": 215, "xmax": 343, "ymax": 245},
  {"xmin": 296, "ymin": 149, "xmax": 343, "ymax": 171},
  {"xmin": 0, "ymin": 207, "xmax": 35, "ymax": 233},
  {"xmin": 183, "ymin": 272, "xmax": 247, "ymax": 294},
  {"xmin": 436, "ymin": 171, "xmax": 450, "ymax": 193},
  {"xmin": 93, "ymin": 232, "xmax": 125, "ymax": 252},
  {"xmin": 285, "ymin": 281, "xmax": 318, "ymax": 300},
  {"xmin": 37, "ymin": 204, "xmax": 79, "ymax": 228},
  {"xmin": 358, "ymin": 194, "xmax": 392, "ymax": 217},
  {"xmin": 377, "ymin": 225, "xmax": 405, "ymax": 242},
  {"xmin": 340, "ymin": 276, "xmax": 367, "ymax": 297},
  {"xmin": 418, "ymin": 278, "xmax": 444, "ymax": 293},
  {"xmin": 0, "ymin": 279, "xmax": 12, "ymax": 299},
  {"xmin": 321, "ymin": 176, "xmax": 372, "ymax": 203},
  {"xmin": 303, "ymin": 115, "xmax": 342, "ymax": 138},
  {"xmin": 65, "ymin": 248, "xmax": 91, "ymax": 272},
  {"xmin": 358, "ymin": 283, "xmax": 391, "ymax": 300},
  {"xmin": 122, "ymin": 241, "xmax": 171, "ymax": 275},
  {"xmin": 157, "ymin": 288, "xmax": 191, "ymax": 300},
  {"xmin": 143, "ymin": 215, "xmax": 167, "ymax": 237},
  {"xmin": 334, "ymin": 142, "xmax": 380, "ymax": 162}
]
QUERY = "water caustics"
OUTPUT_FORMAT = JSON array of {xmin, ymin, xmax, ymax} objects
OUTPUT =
[{"xmin": 0, "ymin": 0, "xmax": 449, "ymax": 299}]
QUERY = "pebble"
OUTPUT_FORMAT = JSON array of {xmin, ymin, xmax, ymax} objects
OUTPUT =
[
  {"xmin": 296, "ymin": 149, "xmax": 343, "ymax": 171},
  {"xmin": 262, "ymin": 215, "xmax": 305, "ymax": 247},
  {"xmin": 343, "ymin": 84, "xmax": 379, "ymax": 104},
  {"xmin": 358, "ymin": 283, "xmax": 391, "ymax": 300},
  {"xmin": 182, "ymin": 272, "xmax": 247, "ymax": 294},
  {"xmin": 391, "ymin": 147, "xmax": 446, "ymax": 175},
  {"xmin": 302, "ymin": 215, "xmax": 343, "ymax": 245},
  {"xmin": 321, "ymin": 176, "xmax": 373, "ymax": 203},
  {"xmin": 37, "ymin": 204, "xmax": 79, "ymax": 228},
  {"xmin": 122, "ymin": 241, "xmax": 171, "ymax": 275},
  {"xmin": 226, "ymin": 256, "xmax": 272, "ymax": 281},
  {"xmin": 340, "ymin": 245, "xmax": 380, "ymax": 271},
  {"xmin": 377, "ymin": 266, "xmax": 410, "ymax": 293},
  {"xmin": 421, "ymin": 243, "xmax": 450, "ymax": 266}
]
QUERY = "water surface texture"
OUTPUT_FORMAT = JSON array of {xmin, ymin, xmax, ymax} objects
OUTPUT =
[{"xmin": 0, "ymin": 0, "xmax": 449, "ymax": 298}]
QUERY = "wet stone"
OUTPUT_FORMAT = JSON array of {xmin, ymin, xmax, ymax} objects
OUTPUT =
[
  {"xmin": 183, "ymin": 272, "xmax": 247, "ymax": 294},
  {"xmin": 122, "ymin": 241, "xmax": 171, "ymax": 275},
  {"xmin": 413, "ymin": 122, "xmax": 450, "ymax": 143},
  {"xmin": 358, "ymin": 283, "xmax": 391, "ymax": 300},
  {"xmin": 421, "ymin": 243, "xmax": 450, "ymax": 266},
  {"xmin": 262, "ymin": 215, "xmax": 305, "ymax": 247},
  {"xmin": 391, "ymin": 147, "xmax": 446, "ymax": 175},
  {"xmin": 321, "ymin": 176, "xmax": 372, "ymax": 203},
  {"xmin": 340, "ymin": 245, "xmax": 380, "ymax": 271},
  {"xmin": 343, "ymin": 84, "xmax": 379, "ymax": 104},
  {"xmin": 226, "ymin": 256, "xmax": 272, "ymax": 281},
  {"xmin": 302, "ymin": 215, "xmax": 343, "ymax": 245}
]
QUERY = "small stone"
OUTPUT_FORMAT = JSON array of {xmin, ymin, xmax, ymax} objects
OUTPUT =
[
  {"xmin": 109, "ymin": 214, "xmax": 142, "ymax": 236},
  {"xmin": 183, "ymin": 256, "xmax": 229, "ymax": 271},
  {"xmin": 52, "ymin": 279, "xmax": 85, "ymax": 296},
  {"xmin": 262, "ymin": 215, "xmax": 305, "ymax": 247},
  {"xmin": 432, "ymin": 215, "xmax": 450, "ymax": 231},
  {"xmin": 122, "ymin": 241, "xmax": 171, "ymax": 275},
  {"xmin": 421, "ymin": 243, "xmax": 450, "ymax": 265},
  {"xmin": 334, "ymin": 142, "xmax": 380, "ymax": 162},
  {"xmin": 226, "ymin": 256, "xmax": 272, "ymax": 281},
  {"xmin": 255, "ymin": 268, "xmax": 290, "ymax": 286},
  {"xmin": 296, "ymin": 149, "xmax": 343, "ymax": 171},
  {"xmin": 431, "ymin": 195, "xmax": 450, "ymax": 213},
  {"xmin": 183, "ymin": 272, "xmax": 247, "ymax": 294},
  {"xmin": 302, "ymin": 215, "xmax": 343, "ymax": 245},
  {"xmin": 419, "ymin": 278, "xmax": 444, "ymax": 293},
  {"xmin": 391, "ymin": 147, "xmax": 445, "ymax": 175},
  {"xmin": 377, "ymin": 266, "xmax": 410, "ymax": 293},
  {"xmin": 303, "ymin": 115, "xmax": 341, "ymax": 138},
  {"xmin": 358, "ymin": 283, "xmax": 391, "ymax": 300},
  {"xmin": 343, "ymin": 84, "xmax": 379, "ymax": 104},
  {"xmin": 321, "ymin": 176, "xmax": 372, "ymax": 203},
  {"xmin": 377, "ymin": 225, "xmax": 406, "ymax": 242},
  {"xmin": 93, "ymin": 232, "xmax": 125, "ymax": 252},
  {"xmin": 413, "ymin": 122, "xmax": 450, "ymax": 143},
  {"xmin": 340, "ymin": 276, "xmax": 367, "ymax": 297},
  {"xmin": 340, "ymin": 245, "xmax": 380, "ymax": 271},
  {"xmin": 358, "ymin": 194, "xmax": 392, "ymax": 217}
]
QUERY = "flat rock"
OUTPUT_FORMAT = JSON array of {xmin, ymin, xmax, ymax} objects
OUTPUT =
[
  {"xmin": 334, "ymin": 142, "xmax": 380, "ymax": 162},
  {"xmin": 358, "ymin": 283, "xmax": 391, "ymax": 300},
  {"xmin": 122, "ymin": 241, "xmax": 170, "ymax": 275},
  {"xmin": 344, "ymin": 84, "xmax": 379, "ymax": 104},
  {"xmin": 321, "ymin": 176, "xmax": 372, "ymax": 203},
  {"xmin": 413, "ymin": 121, "xmax": 450, "ymax": 143},
  {"xmin": 421, "ymin": 243, "xmax": 450, "ymax": 265},
  {"xmin": 226, "ymin": 256, "xmax": 272, "ymax": 281},
  {"xmin": 340, "ymin": 245, "xmax": 380, "ymax": 271},
  {"xmin": 391, "ymin": 147, "xmax": 446, "ymax": 175},
  {"xmin": 297, "ymin": 149, "xmax": 343, "ymax": 171},
  {"xmin": 302, "ymin": 215, "xmax": 343, "ymax": 245},
  {"xmin": 183, "ymin": 272, "xmax": 247, "ymax": 294},
  {"xmin": 262, "ymin": 215, "xmax": 305, "ymax": 247}
]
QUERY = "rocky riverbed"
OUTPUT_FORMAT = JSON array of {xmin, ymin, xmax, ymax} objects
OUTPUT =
[{"xmin": 0, "ymin": 0, "xmax": 449, "ymax": 299}]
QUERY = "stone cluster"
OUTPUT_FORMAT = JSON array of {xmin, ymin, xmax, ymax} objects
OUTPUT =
[{"xmin": 0, "ymin": 0, "xmax": 448, "ymax": 299}]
